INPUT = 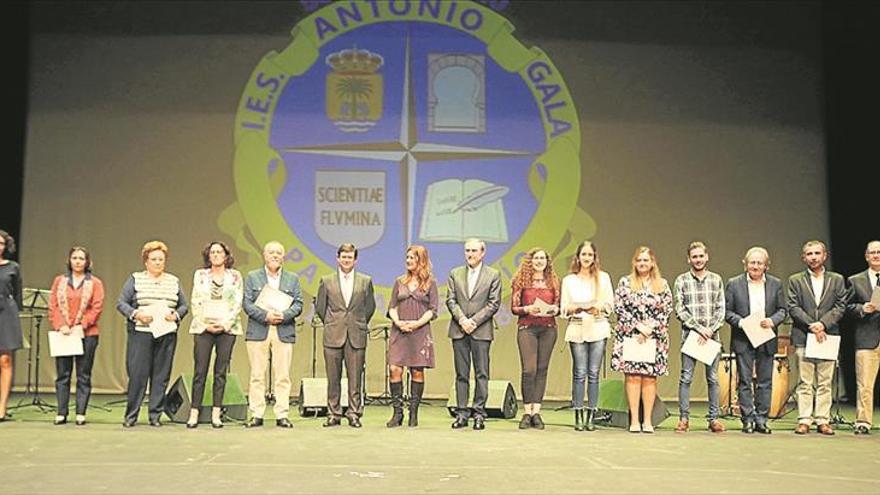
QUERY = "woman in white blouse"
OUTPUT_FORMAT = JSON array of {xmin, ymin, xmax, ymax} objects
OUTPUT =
[
  {"xmin": 560, "ymin": 241, "xmax": 614, "ymax": 431},
  {"xmin": 187, "ymin": 241, "xmax": 243, "ymax": 428}
]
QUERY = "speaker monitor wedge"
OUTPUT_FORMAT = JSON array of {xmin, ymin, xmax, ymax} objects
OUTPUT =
[
  {"xmin": 163, "ymin": 373, "xmax": 247, "ymax": 423},
  {"xmin": 446, "ymin": 380, "xmax": 518, "ymax": 419},
  {"xmin": 298, "ymin": 377, "xmax": 349, "ymax": 417},
  {"xmin": 596, "ymin": 379, "xmax": 670, "ymax": 428}
]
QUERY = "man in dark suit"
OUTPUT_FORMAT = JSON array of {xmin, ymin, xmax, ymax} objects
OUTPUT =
[
  {"xmin": 314, "ymin": 243, "xmax": 376, "ymax": 428},
  {"xmin": 446, "ymin": 238, "xmax": 501, "ymax": 430},
  {"xmin": 846, "ymin": 240, "xmax": 880, "ymax": 435},
  {"xmin": 725, "ymin": 247, "xmax": 787, "ymax": 434},
  {"xmin": 786, "ymin": 240, "xmax": 847, "ymax": 435},
  {"xmin": 242, "ymin": 241, "xmax": 303, "ymax": 428}
]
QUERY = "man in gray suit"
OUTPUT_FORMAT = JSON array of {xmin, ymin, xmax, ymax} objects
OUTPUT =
[
  {"xmin": 846, "ymin": 240, "xmax": 880, "ymax": 435},
  {"xmin": 724, "ymin": 247, "xmax": 787, "ymax": 434},
  {"xmin": 242, "ymin": 241, "xmax": 303, "ymax": 428},
  {"xmin": 446, "ymin": 238, "xmax": 502, "ymax": 430},
  {"xmin": 786, "ymin": 240, "xmax": 847, "ymax": 435},
  {"xmin": 314, "ymin": 243, "xmax": 376, "ymax": 428}
]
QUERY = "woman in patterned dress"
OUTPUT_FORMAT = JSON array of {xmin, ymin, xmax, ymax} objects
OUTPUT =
[
  {"xmin": 386, "ymin": 245, "xmax": 438, "ymax": 427},
  {"xmin": 612, "ymin": 246, "xmax": 672, "ymax": 433}
]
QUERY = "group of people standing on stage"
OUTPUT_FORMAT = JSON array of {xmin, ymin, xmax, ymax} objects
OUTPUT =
[{"xmin": 0, "ymin": 229, "xmax": 878, "ymax": 437}]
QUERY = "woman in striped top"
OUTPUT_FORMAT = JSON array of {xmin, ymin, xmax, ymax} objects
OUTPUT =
[{"xmin": 116, "ymin": 240, "xmax": 188, "ymax": 428}]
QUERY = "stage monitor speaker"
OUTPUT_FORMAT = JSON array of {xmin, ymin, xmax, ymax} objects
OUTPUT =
[
  {"xmin": 596, "ymin": 379, "xmax": 669, "ymax": 428},
  {"xmin": 446, "ymin": 380, "xmax": 518, "ymax": 419},
  {"xmin": 164, "ymin": 373, "xmax": 247, "ymax": 423},
  {"xmin": 298, "ymin": 377, "xmax": 349, "ymax": 417}
]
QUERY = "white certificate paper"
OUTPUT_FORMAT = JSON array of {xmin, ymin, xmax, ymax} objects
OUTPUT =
[
  {"xmin": 202, "ymin": 300, "xmax": 227, "ymax": 323},
  {"xmin": 681, "ymin": 330, "xmax": 722, "ymax": 365},
  {"xmin": 139, "ymin": 304, "xmax": 177, "ymax": 338},
  {"xmin": 48, "ymin": 327, "xmax": 84, "ymax": 357},
  {"xmin": 741, "ymin": 313, "xmax": 775, "ymax": 349},
  {"xmin": 805, "ymin": 334, "xmax": 840, "ymax": 361},
  {"xmin": 622, "ymin": 337, "xmax": 656, "ymax": 363},
  {"xmin": 255, "ymin": 286, "xmax": 294, "ymax": 313},
  {"xmin": 532, "ymin": 297, "xmax": 556, "ymax": 317}
]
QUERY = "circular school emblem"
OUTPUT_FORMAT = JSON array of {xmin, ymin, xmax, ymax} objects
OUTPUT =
[{"xmin": 229, "ymin": 0, "xmax": 589, "ymax": 295}]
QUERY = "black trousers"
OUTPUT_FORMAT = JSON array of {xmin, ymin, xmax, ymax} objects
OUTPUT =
[
  {"xmin": 735, "ymin": 347, "xmax": 774, "ymax": 425},
  {"xmin": 125, "ymin": 330, "xmax": 177, "ymax": 423},
  {"xmin": 190, "ymin": 332, "xmax": 236, "ymax": 409},
  {"xmin": 324, "ymin": 339, "xmax": 365, "ymax": 419},
  {"xmin": 54, "ymin": 335, "xmax": 99, "ymax": 416},
  {"xmin": 452, "ymin": 335, "xmax": 491, "ymax": 419}
]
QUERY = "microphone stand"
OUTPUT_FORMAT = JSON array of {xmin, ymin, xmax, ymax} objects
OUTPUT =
[
  {"xmin": 364, "ymin": 322, "xmax": 392, "ymax": 406},
  {"xmin": 11, "ymin": 288, "xmax": 55, "ymax": 413}
]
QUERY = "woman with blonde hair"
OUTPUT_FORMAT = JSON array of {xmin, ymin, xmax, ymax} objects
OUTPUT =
[
  {"xmin": 117, "ymin": 240, "xmax": 188, "ymax": 427},
  {"xmin": 612, "ymin": 246, "xmax": 672, "ymax": 433},
  {"xmin": 511, "ymin": 247, "xmax": 560, "ymax": 430},
  {"xmin": 560, "ymin": 241, "xmax": 614, "ymax": 431},
  {"xmin": 386, "ymin": 245, "xmax": 438, "ymax": 427}
]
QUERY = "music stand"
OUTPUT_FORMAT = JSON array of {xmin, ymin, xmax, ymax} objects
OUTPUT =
[
  {"xmin": 719, "ymin": 351, "xmax": 738, "ymax": 419},
  {"xmin": 364, "ymin": 323, "xmax": 392, "ymax": 406},
  {"xmin": 11, "ymin": 288, "xmax": 55, "ymax": 413},
  {"xmin": 829, "ymin": 356, "xmax": 853, "ymax": 428}
]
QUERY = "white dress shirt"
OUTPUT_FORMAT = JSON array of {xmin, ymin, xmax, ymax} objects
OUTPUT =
[
  {"xmin": 810, "ymin": 268, "xmax": 825, "ymax": 305},
  {"xmin": 747, "ymin": 275, "xmax": 766, "ymax": 320},
  {"xmin": 339, "ymin": 269, "xmax": 354, "ymax": 307},
  {"xmin": 467, "ymin": 263, "xmax": 482, "ymax": 298}
]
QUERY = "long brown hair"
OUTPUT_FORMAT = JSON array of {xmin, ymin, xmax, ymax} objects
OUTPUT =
[
  {"xmin": 398, "ymin": 245, "xmax": 434, "ymax": 290},
  {"xmin": 511, "ymin": 247, "xmax": 560, "ymax": 294},
  {"xmin": 628, "ymin": 245, "xmax": 665, "ymax": 294},
  {"xmin": 569, "ymin": 241, "xmax": 602, "ymax": 298}
]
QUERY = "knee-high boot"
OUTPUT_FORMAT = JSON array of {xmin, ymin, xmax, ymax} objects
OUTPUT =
[
  {"xmin": 386, "ymin": 381, "xmax": 404, "ymax": 428},
  {"xmin": 409, "ymin": 380, "xmax": 424, "ymax": 427}
]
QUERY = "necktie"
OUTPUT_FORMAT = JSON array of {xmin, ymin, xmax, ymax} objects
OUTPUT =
[
  {"xmin": 875, "ymin": 273, "xmax": 879, "ymax": 288},
  {"xmin": 468, "ymin": 269, "xmax": 477, "ymax": 297}
]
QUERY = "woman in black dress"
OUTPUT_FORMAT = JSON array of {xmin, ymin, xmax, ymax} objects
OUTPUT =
[{"xmin": 0, "ymin": 230, "xmax": 23, "ymax": 422}]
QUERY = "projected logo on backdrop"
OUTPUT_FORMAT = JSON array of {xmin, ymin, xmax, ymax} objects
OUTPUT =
[{"xmin": 224, "ymin": 0, "xmax": 593, "ymax": 297}]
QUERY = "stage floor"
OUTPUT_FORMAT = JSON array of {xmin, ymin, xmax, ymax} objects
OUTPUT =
[{"xmin": 2, "ymin": 394, "xmax": 879, "ymax": 494}]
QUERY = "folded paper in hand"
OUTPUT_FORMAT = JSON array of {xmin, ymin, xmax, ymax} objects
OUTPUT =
[
  {"xmin": 741, "ymin": 312, "xmax": 774, "ymax": 348},
  {"xmin": 139, "ymin": 304, "xmax": 177, "ymax": 339},
  {"xmin": 805, "ymin": 334, "xmax": 840, "ymax": 361},
  {"xmin": 202, "ymin": 300, "xmax": 227, "ymax": 323},
  {"xmin": 681, "ymin": 330, "xmax": 721, "ymax": 365},
  {"xmin": 532, "ymin": 297, "xmax": 555, "ymax": 317},
  {"xmin": 48, "ymin": 327, "xmax": 84, "ymax": 357},
  {"xmin": 622, "ymin": 337, "xmax": 656, "ymax": 363},
  {"xmin": 256, "ymin": 286, "xmax": 294, "ymax": 313}
]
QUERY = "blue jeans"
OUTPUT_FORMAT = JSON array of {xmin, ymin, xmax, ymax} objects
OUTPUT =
[
  {"xmin": 678, "ymin": 349, "xmax": 721, "ymax": 421},
  {"xmin": 570, "ymin": 340, "xmax": 606, "ymax": 410}
]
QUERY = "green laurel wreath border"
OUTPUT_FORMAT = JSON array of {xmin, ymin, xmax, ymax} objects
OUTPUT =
[{"xmin": 221, "ymin": 0, "xmax": 594, "ymax": 300}]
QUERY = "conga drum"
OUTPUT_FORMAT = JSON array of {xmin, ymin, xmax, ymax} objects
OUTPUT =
[
  {"xmin": 718, "ymin": 353, "xmax": 738, "ymax": 414},
  {"xmin": 770, "ymin": 353, "xmax": 791, "ymax": 418}
]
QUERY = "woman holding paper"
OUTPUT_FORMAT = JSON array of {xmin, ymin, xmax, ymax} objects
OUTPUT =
[
  {"xmin": 511, "ymin": 247, "xmax": 561, "ymax": 430},
  {"xmin": 48, "ymin": 246, "xmax": 105, "ymax": 426},
  {"xmin": 0, "ymin": 230, "xmax": 23, "ymax": 422},
  {"xmin": 560, "ymin": 241, "xmax": 613, "ymax": 431},
  {"xmin": 612, "ymin": 246, "xmax": 673, "ymax": 433},
  {"xmin": 186, "ymin": 241, "xmax": 243, "ymax": 428},
  {"xmin": 386, "ymin": 245, "xmax": 438, "ymax": 427},
  {"xmin": 116, "ymin": 240, "xmax": 188, "ymax": 427}
]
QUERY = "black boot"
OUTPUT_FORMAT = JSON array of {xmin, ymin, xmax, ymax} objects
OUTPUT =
[
  {"xmin": 386, "ymin": 381, "xmax": 404, "ymax": 428},
  {"xmin": 574, "ymin": 409, "xmax": 585, "ymax": 431},
  {"xmin": 585, "ymin": 409, "xmax": 596, "ymax": 431},
  {"xmin": 408, "ymin": 380, "xmax": 424, "ymax": 427}
]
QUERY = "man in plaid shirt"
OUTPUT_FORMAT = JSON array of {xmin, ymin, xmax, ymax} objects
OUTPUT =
[{"xmin": 673, "ymin": 241, "xmax": 727, "ymax": 433}]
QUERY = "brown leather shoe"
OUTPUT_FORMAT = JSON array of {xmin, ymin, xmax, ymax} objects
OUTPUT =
[
  {"xmin": 674, "ymin": 419, "xmax": 689, "ymax": 433},
  {"xmin": 794, "ymin": 423, "xmax": 809, "ymax": 435},
  {"xmin": 817, "ymin": 423, "xmax": 835, "ymax": 436},
  {"xmin": 708, "ymin": 420, "xmax": 726, "ymax": 433}
]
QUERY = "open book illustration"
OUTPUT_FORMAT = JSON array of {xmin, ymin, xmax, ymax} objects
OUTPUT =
[{"xmin": 419, "ymin": 178, "xmax": 509, "ymax": 242}]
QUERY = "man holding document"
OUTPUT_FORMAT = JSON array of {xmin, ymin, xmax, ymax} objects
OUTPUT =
[
  {"xmin": 846, "ymin": 240, "xmax": 880, "ymax": 435},
  {"xmin": 786, "ymin": 240, "xmax": 847, "ymax": 435},
  {"xmin": 673, "ymin": 241, "xmax": 726, "ymax": 433},
  {"xmin": 724, "ymin": 247, "xmax": 787, "ymax": 434},
  {"xmin": 242, "ymin": 241, "xmax": 303, "ymax": 428}
]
